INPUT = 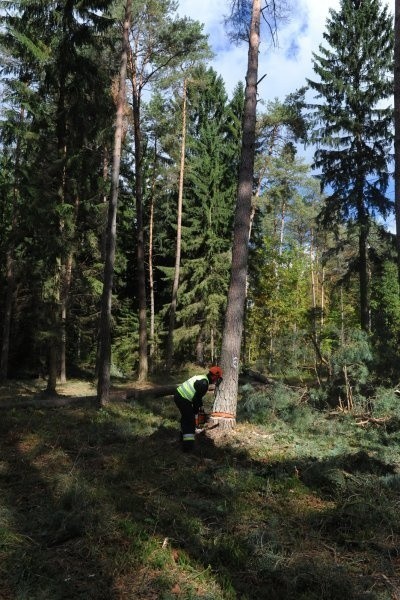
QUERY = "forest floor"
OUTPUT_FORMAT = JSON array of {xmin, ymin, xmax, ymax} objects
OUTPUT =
[{"xmin": 0, "ymin": 377, "xmax": 400, "ymax": 599}]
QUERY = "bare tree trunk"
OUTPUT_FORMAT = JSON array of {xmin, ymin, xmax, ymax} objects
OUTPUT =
[
  {"xmin": 60, "ymin": 252, "xmax": 73, "ymax": 383},
  {"xmin": 211, "ymin": 0, "xmax": 261, "ymax": 430},
  {"xmin": 60, "ymin": 195, "xmax": 79, "ymax": 383},
  {"xmin": 166, "ymin": 77, "xmax": 187, "ymax": 370},
  {"xmin": 130, "ymin": 51, "xmax": 148, "ymax": 382},
  {"xmin": 395, "ymin": 0, "xmax": 400, "ymax": 285},
  {"xmin": 97, "ymin": 0, "xmax": 131, "ymax": 406},
  {"xmin": 340, "ymin": 285, "xmax": 345, "ymax": 345},
  {"xmin": 1, "ymin": 105, "xmax": 25, "ymax": 380},
  {"xmin": 195, "ymin": 330, "xmax": 204, "ymax": 365},
  {"xmin": 321, "ymin": 266, "xmax": 325, "ymax": 328},
  {"xmin": 95, "ymin": 150, "xmax": 110, "ymax": 380},
  {"xmin": 359, "ymin": 218, "xmax": 370, "ymax": 332},
  {"xmin": 148, "ymin": 166, "xmax": 156, "ymax": 370},
  {"xmin": 46, "ymin": 261, "xmax": 60, "ymax": 395},
  {"xmin": 0, "ymin": 251, "xmax": 15, "ymax": 380}
]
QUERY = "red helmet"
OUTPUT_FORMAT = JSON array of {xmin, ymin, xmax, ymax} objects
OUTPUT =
[{"xmin": 208, "ymin": 366, "xmax": 223, "ymax": 380}]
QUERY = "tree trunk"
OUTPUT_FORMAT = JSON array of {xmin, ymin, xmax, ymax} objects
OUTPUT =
[
  {"xmin": 0, "ymin": 251, "xmax": 15, "ymax": 380},
  {"xmin": 60, "ymin": 194, "xmax": 79, "ymax": 383},
  {"xmin": 97, "ymin": 0, "xmax": 131, "ymax": 406},
  {"xmin": 148, "ymin": 155, "xmax": 156, "ymax": 370},
  {"xmin": 359, "ymin": 218, "xmax": 370, "ymax": 332},
  {"xmin": 166, "ymin": 77, "xmax": 187, "ymax": 370},
  {"xmin": 130, "ymin": 51, "xmax": 148, "ymax": 382},
  {"xmin": 395, "ymin": 0, "xmax": 400, "ymax": 285},
  {"xmin": 211, "ymin": 0, "xmax": 261, "ymax": 430},
  {"xmin": 1, "ymin": 105, "xmax": 24, "ymax": 379},
  {"xmin": 195, "ymin": 329, "xmax": 204, "ymax": 365},
  {"xmin": 47, "ymin": 323, "xmax": 58, "ymax": 395},
  {"xmin": 60, "ymin": 252, "xmax": 73, "ymax": 383}
]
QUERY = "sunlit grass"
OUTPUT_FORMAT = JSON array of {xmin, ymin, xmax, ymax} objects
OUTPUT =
[{"xmin": 0, "ymin": 379, "xmax": 400, "ymax": 598}]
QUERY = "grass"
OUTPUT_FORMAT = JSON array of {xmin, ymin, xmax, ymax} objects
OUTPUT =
[{"xmin": 0, "ymin": 379, "xmax": 400, "ymax": 599}]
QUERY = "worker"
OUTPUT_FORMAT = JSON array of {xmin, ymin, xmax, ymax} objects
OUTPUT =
[{"xmin": 174, "ymin": 366, "xmax": 223, "ymax": 452}]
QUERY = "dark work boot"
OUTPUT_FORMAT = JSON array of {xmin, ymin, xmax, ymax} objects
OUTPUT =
[{"xmin": 182, "ymin": 440, "xmax": 194, "ymax": 453}]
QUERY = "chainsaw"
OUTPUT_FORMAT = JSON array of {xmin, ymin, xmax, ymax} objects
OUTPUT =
[{"xmin": 195, "ymin": 407, "xmax": 208, "ymax": 430}]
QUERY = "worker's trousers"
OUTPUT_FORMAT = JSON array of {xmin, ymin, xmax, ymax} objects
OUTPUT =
[{"xmin": 174, "ymin": 392, "xmax": 195, "ymax": 452}]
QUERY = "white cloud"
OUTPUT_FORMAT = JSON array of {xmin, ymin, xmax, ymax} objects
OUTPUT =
[
  {"xmin": 176, "ymin": 0, "xmax": 394, "ymax": 103},
  {"xmin": 175, "ymin": 0, "xmax": 395, "ymax": 175}
]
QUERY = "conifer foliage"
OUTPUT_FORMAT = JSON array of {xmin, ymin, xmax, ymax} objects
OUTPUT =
[
  {"xmin": 0, "ymin": 0, "xmax": 399, "ymax": 403},
  {"xmin": 307, "ymin": 0, "xmax": 393, "ymax": 331}
]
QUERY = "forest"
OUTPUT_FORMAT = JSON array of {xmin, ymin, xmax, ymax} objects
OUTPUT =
[
  {"xmin": 1, "ymin": 0, "xmax": 400, "ymax": 598},
  {"xmin": 0, "ymin": 0, "xmax": 398, "ymax": 406}
]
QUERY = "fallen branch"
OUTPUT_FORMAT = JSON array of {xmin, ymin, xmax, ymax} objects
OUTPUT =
[{"xmin": 355, "ymin": 416, "xmax": 390, "ymax": 427}]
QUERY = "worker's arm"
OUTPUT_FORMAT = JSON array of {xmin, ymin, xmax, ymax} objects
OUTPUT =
[{"xmin": 192, "ymin": 378, "xmax": 209, "ymax": 413}]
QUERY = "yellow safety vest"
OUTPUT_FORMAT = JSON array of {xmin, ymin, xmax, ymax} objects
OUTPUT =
[{"xmin": 177, "ymin": 375, "xmax": 208, "ymax": 402}]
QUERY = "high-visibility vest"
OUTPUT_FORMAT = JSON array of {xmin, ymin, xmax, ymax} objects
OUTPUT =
[{"xmin": 177, "ymin": 375, "xmax": 208, "ymax": 402}]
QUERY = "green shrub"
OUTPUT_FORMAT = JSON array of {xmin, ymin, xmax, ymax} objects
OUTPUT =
[{"xmin": 371, "ymin": 388, "xmax": 400, "ymax": 418}]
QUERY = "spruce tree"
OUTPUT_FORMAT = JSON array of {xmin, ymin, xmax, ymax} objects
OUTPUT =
[
  {"xmin": 307, "ymin": 0, "xmax": 393, "ymax": 332},
  {"xmin": 169, "ymin": 68, "xmax": 241, "ymax": 364},
  {"xmin": 0, "ymin": 0, "xmax": 116, "ymax": 383}
]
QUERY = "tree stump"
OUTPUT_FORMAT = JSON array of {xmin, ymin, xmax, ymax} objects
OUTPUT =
[{"xmin": 208, "ymin": 413, "xmax": 236, "ymax": 431}]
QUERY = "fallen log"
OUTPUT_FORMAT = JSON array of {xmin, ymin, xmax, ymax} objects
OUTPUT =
[
  {"xmin": 125, "ymin": 384, "xmax": 177, "ymax": 401},
  {"xmin": 242, "ymin": 368, "xmax": 272, "ymax": 384}
]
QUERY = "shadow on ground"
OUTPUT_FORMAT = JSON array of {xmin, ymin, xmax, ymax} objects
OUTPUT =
[{"xmin": 0, "ymin": 395, "xmax": 399, "ymax": 599}]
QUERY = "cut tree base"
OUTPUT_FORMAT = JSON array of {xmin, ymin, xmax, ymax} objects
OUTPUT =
[{"xmin": 208, "ymin": 415, "xmax": 236, "ymax": 430}]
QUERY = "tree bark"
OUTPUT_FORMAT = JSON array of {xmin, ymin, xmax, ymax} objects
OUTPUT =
[
  {"xmin": 211, "ymin": 0, "xmax": 261, "ymax": 430},
  {"xmin": 130, "ymin": 56, "xmax": 148, "ymax": 382},
  {"xmin": 97, "ymin": 0, "xmax": 131, "ymax": 406},
  {"xmin": 0, "ymin": 251, "xmax": 15, "ymax": 380},
  {"xmin": 358, "ymin": 212, "xmax": 370, "ymax": 332},
  {"xmin": 0, "ymin": 102, "xmax": 25, "ymax": 380},
  {"xmin": 166, "ymin": 77, "xmax": 187, "ymax": 370},
  {"xmin": 148, "ymin": 148, "xmax": 156, "ymax": 370}
]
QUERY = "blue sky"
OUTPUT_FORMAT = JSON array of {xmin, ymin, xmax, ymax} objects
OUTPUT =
[
  {"xmin": 176, "ymin": 1, "xmax": 394, "ymax": 106},
  {"xmin": 175, "ymin": 0, "xmax": 396, "ymax": 228}
]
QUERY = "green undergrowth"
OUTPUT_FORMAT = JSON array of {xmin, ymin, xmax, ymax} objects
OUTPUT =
[{"xmin": 0, "ymin": 383, "xmax": 400, "ymax": 599}]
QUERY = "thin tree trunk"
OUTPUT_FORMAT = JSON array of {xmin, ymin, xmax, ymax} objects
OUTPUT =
[
  {"xmin": 166, "ymin": 77, "xmax": 187, "ymax": 370},
  {"xmin": 60, "ymin": 195, "xmax": 79, "ymax": 383},
  {"xmin": 0, "ymin": 251, "xmax": 15, "ymax": 380},
  {"xmin": 310, "ymin": 227, "xmax": 318, "ymax": 358},
  {"xmin": 47, "ymin": 2, "xmax": 73, "ymax": 395},
  {"xmin": 60, "ymin": 252, "xmax": 73, "ymax": 383},
  {"xmin": 130, "ymin": 51, "xmax": 148, "ymax": 382},
  {"xmin": 395, "ymin": 0, "xmax": 400, "ymax": 285},
  {"xmin": 279, "ymin": 200, "xmax": 286, "ymax": 256},
  {"xmin": 321, "ymin": 266, "xmax": 325, "ymax": 328},
  {"xmin": 211, "ymin": 0, "xmax": 261, "ymax": 430},
  {"xmin": 359, "ymin": 219, "xmax": 370, "ymax": 332},
  {"xmin": 95, "ymin": 150, "xmax": 110, "ymax": 380},
  {"xmin": 148, "ymin": 160, "xmax": 156, "ymax": 369},
  {"xmin": 46, "ymin": 261, "xmax": 60, "ymax": 396},
  {"xmin": 97, "ymin": 0, "xmax": 131, "ymax": 406},
  {"xmin": 195, "ymin": 330, "xmax": 204, "ymax": 365},
  {"xmin": 0, "ymin": 105, "xmax": 23, "ymax": 380},
  {"xmin": 340, "ymin": 285, "xmax": 345, "ymax": 345}
]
